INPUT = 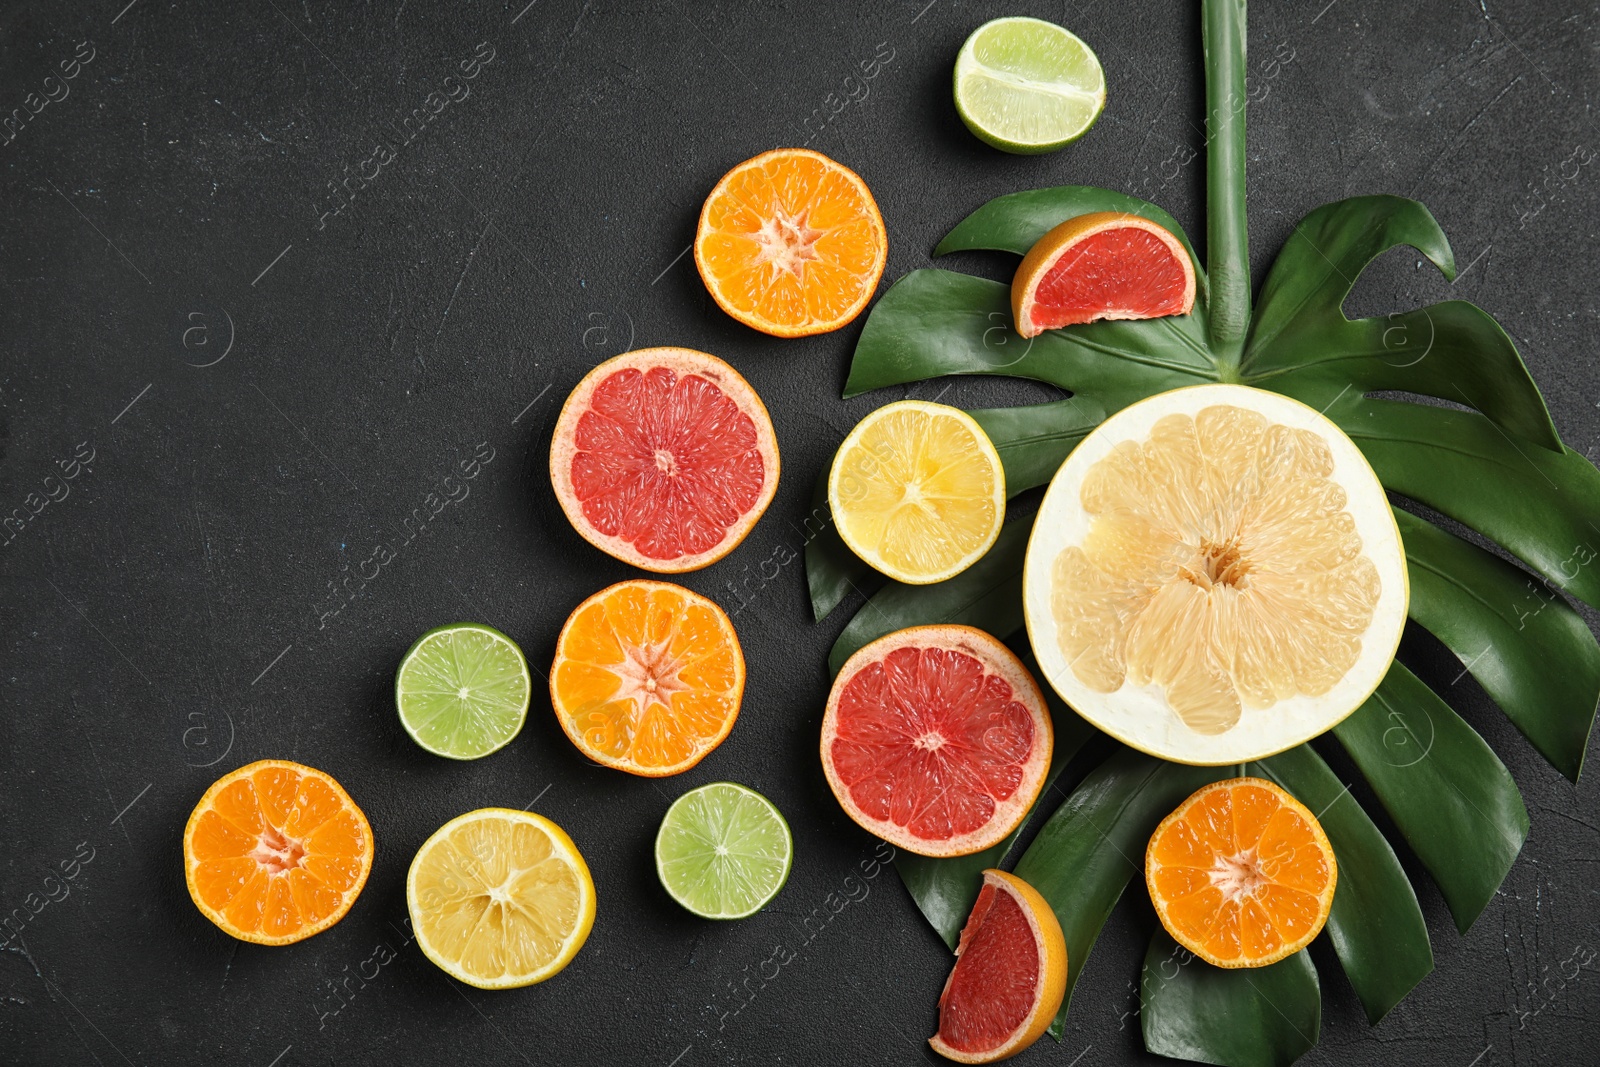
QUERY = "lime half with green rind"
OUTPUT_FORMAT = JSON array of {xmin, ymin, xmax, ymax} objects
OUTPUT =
[
  {"xmin": 395, "ymin": 622, "xmax": 532, "ymax": 760},
  {"xmin": 954, "ymin": 16, "xmax": 1106, "ymax": 154},
  {"xmin": 656, "ymin": 782, "xmax": 793, "ymax": 919}
]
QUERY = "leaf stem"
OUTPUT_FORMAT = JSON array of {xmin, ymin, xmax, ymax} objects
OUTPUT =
[{"xmin": 1203, "ymin": 0, "xmax": 1250, "ymax": 369}]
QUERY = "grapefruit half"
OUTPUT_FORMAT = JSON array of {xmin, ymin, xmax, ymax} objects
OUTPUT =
[
  {"xmin": 550, "ymin": 348, "xmax": 779, "ymax": 572},
  {"xmin": 929, "ymin": 869, "xmax": 1067, "ymax": 1063},
  {"xmin": 821, "ymin": 625, "xmax": 1053, "ymax": 858},
  {"xmin": 1011, "ymin": 211, "xmax": 1196, "ymax": 337}
]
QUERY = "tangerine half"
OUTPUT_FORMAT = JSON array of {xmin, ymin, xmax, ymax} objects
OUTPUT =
[
  {"xmin": 1146, "ymin": 777, "xmax": 1337, "ymax": 968},
  {"xmin": 550, "ymin": 579, "xmax": 745, "ymax": 776},
  {"xmin": 183, "ymin": 760, "xmax": 373, "ymax": 945},
  {"xmin": 695, "ymin": 148, "xmax": 887, "ymax": 337}
]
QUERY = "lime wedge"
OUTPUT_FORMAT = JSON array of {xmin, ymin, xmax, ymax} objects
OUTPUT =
[
  {"xmin": 655, "ymin": 782, "xmax": 793, "ymax": 919},
  {"xmin": 954, "ymin": 16, "xmax": 1106, "ymax": 154},
  {"xmin": 395, "ymin": 623, "xmax": 532, "ymax": 760}
]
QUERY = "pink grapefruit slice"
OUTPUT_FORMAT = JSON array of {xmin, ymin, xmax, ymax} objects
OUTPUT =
[
  {"xmin": 550, "ymin": 348, "xmax": 780, "ymax": 572},
  {"xmin": 930, "ymin": 870, "xmax": 1068, "ymax": 1064},
  {"xmin": 1011, "ymin": 211, "xmax": 1196, "ymax": 338},
  {"xmin": 820, "ymin": 625, "xmax": 1053, "ymax": 858}
]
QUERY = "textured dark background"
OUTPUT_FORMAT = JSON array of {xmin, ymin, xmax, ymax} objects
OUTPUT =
[{"xmin": 1, "ymin": 1, "xmax": 1597, "ymax": 1064}]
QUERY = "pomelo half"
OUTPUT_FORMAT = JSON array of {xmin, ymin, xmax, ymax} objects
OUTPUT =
[
  {"xmin": 550, "ymin": 348, "xmax": 779, "ymax": 572},
  {"xmin": 821, "ymin": 625, "xmax": 1052, "ymax": 858},
  {"xmin": 1022, "ymin": 383, "xmax": 1407, "ymax": 765}
]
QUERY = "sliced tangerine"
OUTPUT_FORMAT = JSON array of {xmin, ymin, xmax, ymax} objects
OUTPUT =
[
  {"xmin": 183, "ymin": 759, "xmax": 373, "ymax": 945},
  {"xmin": 550, "ymin": 579, "xmax": 745, "ymax": 776},
  {"xmin": 1146, "ymin": 777, "xmax": 1337, "ymax": 968},
  {"xmin": 1011, "ymin": 211, "xmax": 1196, "ymax": 337},
  {"xmin": 550, "ymin": 348, "xmax": 779, "ymax": 573},
  {"xmin": 694, "ymin": 148, "xmax": 888, "ymax": 337},
  {"xmin": 821, "ymin": 625, "xmax": 1053, "ymax": 857}
]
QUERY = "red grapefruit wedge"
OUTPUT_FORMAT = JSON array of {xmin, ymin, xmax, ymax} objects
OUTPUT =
[
  {"xmin": 550, "ymin": 348, "xmax": 780, "ymax": 572},
  {"xmin": 1011, "ymin": 211, "xmax": 1196, "ymax": 338},
  {"xmin": 820, "ymin": 625, "xmax": 1053, "ymax": 858},
  {"xmin": 930, "ymin": 870, "xmax": 1068, "ymax": 1064}
]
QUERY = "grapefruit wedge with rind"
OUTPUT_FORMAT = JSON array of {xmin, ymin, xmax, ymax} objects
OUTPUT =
[
  {"xmin": 1011, "ymin": 211, "xmax": 1196, "ymax": 337},
  {"xmin": 183, "ymin": 759, "xmax": 373, "ymax": 946},
  {"xmin": 821, "ymin": 625, "xmax": 1052, "ymax": 858},
  {"xmin": 929, "ymin": 869, "xmax": 1067, "ymax": 1063},
  {"xmin": 695, "ymin": 147, "xmax": 888, "ymax": 337},
  {"xmin": 1022, "ymin": 383, "xmax": 1408, "ymax": 765},
  {"xmin": 1147, "ymin": 778, "xmax": 1338, "ymax": 969},
  {"xmin": 550, "ymin": 347, "xmax": 779, "ymax": 573}
]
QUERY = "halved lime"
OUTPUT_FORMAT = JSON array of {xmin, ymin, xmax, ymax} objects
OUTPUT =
[
  {"xmin": 954, "ymin": 16, "xmax": 1106, "ymax": 154},
  {"xmin": 655, "ymin": 782, "xmax": 792, "ymax": 919},
  {"xmin": 395, "ymin": 623, "xmax": 532, "ymax": 760}
]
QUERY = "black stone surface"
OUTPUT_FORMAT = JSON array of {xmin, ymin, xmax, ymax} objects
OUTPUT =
[{"xmin": 1, "ymin": 1, "xmax": 1597, "ymax": 1064}]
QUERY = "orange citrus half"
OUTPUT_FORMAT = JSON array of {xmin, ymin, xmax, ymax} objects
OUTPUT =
[
  {"xmin": 1011, "ymin": 211, "xmax": 1196, "ymax": 337},
  {"xmin": 183, "ymin": 759, "xmax": 373, "ymax": 945},
  {"xmin": 929, "ymin": 869, "xmax": 1067, "ymax": 1063},
  {"xmin": 550, "ymin": 579, "xmax": 745, "ymax": 776},
  {"xmin": 1146, "ymin": 777, "xmax": 1337, "ymax": 968},
  {"xmin": 694, "ymin": 147, "xmax": 888, "ymax": 337}
]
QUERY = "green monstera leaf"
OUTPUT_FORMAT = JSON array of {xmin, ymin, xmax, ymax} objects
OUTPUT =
[{"xmin": 806, "ymin": 1, "xmax": 1600, "ymax": 1063}]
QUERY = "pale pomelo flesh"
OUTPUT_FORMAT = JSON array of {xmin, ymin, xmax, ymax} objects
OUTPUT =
[{"xmin": 1023, "ymin": 383, "xmax": 1407, "ymax": 765}]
